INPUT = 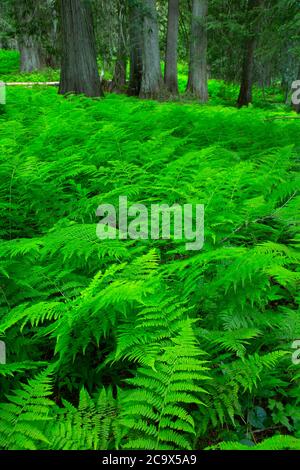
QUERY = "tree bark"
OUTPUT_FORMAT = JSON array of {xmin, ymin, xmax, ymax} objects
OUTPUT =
[
  {"xmin": 237, "ymin": 0, "xmax": 262, "ymax": 108},
  {"xmin": 140, "ymin": 0, "xmax": 165, "ymax": 99},
  {"xmin": 59, "ymin": 0, "xmax": 103, "ymax": 97},
  {"xmin": 127, "ymin": 0, "xmax": 143, "ymax": 96},
  {"xmin": 19, "ymin": 36, "xmax": 44, "ymax": 72},
  {"xmin": 237, "ymin": 37, "xmax": 256, "ymax": 107},
  {"xmin": 45, "ymin": 1, "xmax": 60, "ymax": 69},
  {"xmin": 112, "ymin": 0, "xmax": 127, "ymax": 92},
  {"xmin": 14, "ymin": 0, "xmax": 45, "ymax": 72},
  {"xmin": 164, "ymin": 0, "xmax": 179, "ymax": 95},
  {"xmin": 186, "ymin": 0, "xmax": 208, "ymax": 102}
]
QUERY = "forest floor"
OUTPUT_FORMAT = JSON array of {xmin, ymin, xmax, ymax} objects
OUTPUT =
[{"xmin": 0, "ymin": 49, "xmax": 299, "ymax": 450}]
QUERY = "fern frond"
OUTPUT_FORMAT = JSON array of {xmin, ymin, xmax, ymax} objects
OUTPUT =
[{"xmin": 0, "ymin": 368, "xmax": 54, "ymax": 450}]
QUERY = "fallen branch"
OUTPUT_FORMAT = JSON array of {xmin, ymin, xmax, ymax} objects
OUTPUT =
[
  {"xmin": 4, "ymin": 79, "xmax": 114, "ymax": 91},
  {"xmin": 5, "ymin": 82, "xmax": 59, "ymax": 87}
]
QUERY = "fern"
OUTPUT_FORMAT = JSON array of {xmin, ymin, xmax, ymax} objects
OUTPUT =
[
  {"xmin": 0, "ymin": 85, "xmax": 299, "ymax": 450},
  {"xmin": 120, "ymin": 321, "xmax": 210, "ymax": 450},
  {"xmin": 47, "ymin": 387, "xmax": 117, "ymax": 450},
  {"xmin": 208, "ymin": 435, "xmax": 300, "ymax": 450},
  {"xmin": 0, "ymin": 368, "xmax": 54, "ymax": 450}
]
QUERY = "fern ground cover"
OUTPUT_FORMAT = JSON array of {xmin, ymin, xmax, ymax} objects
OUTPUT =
[
  {"xmin": 1, "ymin": 50, "xmax": 285, "ymax": 110},
  {"xmin": 0, "ymin": 50, "xmax": 19, "ymax": 75},
  {"xmin": 0, "ymin": 85, "xmax": 299, "ymax": 450}
]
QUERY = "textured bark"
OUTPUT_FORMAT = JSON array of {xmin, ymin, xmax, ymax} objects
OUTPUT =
[
  {"xmin": 140, "ymin": 0, "xmax": 165, "ymax": 99},
  {"xmin": 19, "ymin": 36, "xmax": 44, "ymax": 72},
  {"xmin": 14, "ymin": 0, "xmax": 45, "ymax": 72},
  {"xmin": 187, "ymin": 0, "xmax": 208, "ymax": 102},
  {"xmin": 59, "ymin": 0, "xmax": 103, "ymax": 97},
  {"xmin": 237, "ymin": 38, "xmax": 256, "ymax": 107},
  {"xmin": 237, "ymin": 0, "xmax": 262, "ymax": 108},
  {"xmin": 112, "ymin": 0, "xmax": 127, "ymax": 92},
  {"xmin": 113, "ymin": 55, "xmax": 127, "ymax": 92},
  {"xmin": 127, "ymin": 0, "xmax": 143, "ymax": 96},
  {"xmin": 45, "ymin": 3, "xmax": 60, "ymax": 69},
  {"xmin": 164, "ymin": 0, "xmax": 179, "ymax": 95}
]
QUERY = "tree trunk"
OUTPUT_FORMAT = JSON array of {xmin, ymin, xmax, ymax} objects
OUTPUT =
[
  {"xmin": 14, "ymin": 0, "xmax": 45, "ymax": 72},
  {"xmin": 237, "ymin": 37, "xmax": 256, "ymax": 107},
  {"xmin": 237, "ymin": 0, "xmax": 262, "ymax": 108},
  {"xmin": 59, "ymin": 0, "xmax": 103, "ymax": 97},
  {"xmin": 186, "ymin": 0, "xmax": 208, "ymax": 102},
  {"xmin": 112, "ymin": 0, "xmax": 127, "ymax": 92},
  {"xmin": 113, "ymin": 55, "xmax": 127, "ymax": 92},
  {"xmin": 127, "ymin": 0, "xmax": 143, "ymax": 96},
  {"xmin": 19, "ymin": 36, "xmax": 44, "ymax": 72},
  {"xmin": 45, "ymin": 2, "xmax": 60, "ymax": 69},
  {"xmin": 164, "ymin": 0, "xmax": 179, "ymax": 95},
  {"xmin": 140, "ymin": 0, "xmax": 165, "ymax": 99}
]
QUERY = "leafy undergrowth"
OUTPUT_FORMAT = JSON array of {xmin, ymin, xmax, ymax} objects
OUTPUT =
[
  {"xmin": 0, "ymin": 49, "xmax": 19, "ymax": 75},
  {"xmin": 0, "ymin": 49, "xmax": 60, "ymax": 83},
  {"xmin": 1, "ymin": 50, "xmax": 286, "ymax": 109},
  {"xmin": 1, "ymin": 68, "xmax": 60, "ymax": 83},
  {"xmin": 177, "ymin": 63, "xmax": 285, "ymax": 108},
  {"xmin": 0, "ymin": 87, "xmax": 299, "ymax": 450}
]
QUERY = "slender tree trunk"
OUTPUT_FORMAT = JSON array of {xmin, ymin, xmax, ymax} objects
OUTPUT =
[
  {"xmin": 237, "ymin": 0, "xmax": 262, "ymax": 108},
  {"xmin": 127, "ymin": 0, "xmax": 143, "ymax": 96},
  {"xmin": 140, "ymin": 0, "xmax": 165, "ymax": 99},
  {"xmin": 113, "ymin": 54, "xmax": 127, "ymax": 92},
  {"xmin": 45, "ymin": 3, "xmax": 60, "ymax": 69},
  {"xmin": 59, "ymin": 0, "xmax": 103, "ymax": 97},
  {"xmin": 14, "ymin": 0, "xmax": 45, "ymax": 72},
  {"xmin": 164, "ymin": 0, "xmax": 179, "ymax": 95},
  {"xmin": 186, "ymin": 0, "xmax": 208, "ymax": 102},
  {"xmin": 237, "ymin": 37, "xmax": 256, "ymax": 107},
  {"xmin": 112, "ymin": 0, "xmax": 127, "ymax": 92}
]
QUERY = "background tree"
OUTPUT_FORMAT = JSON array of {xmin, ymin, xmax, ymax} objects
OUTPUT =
[
  {"xmin": 164, "ymin": 0, "xmax": 180, "ymax": 95},
  {"xmin": 237, "ymin": 0, "xmax": 263, "ymax": 107},
  {"xmin": 92, "ymin": 0, "xmax": 117, "ymax": 74},
  {"xmin": 112, "ymin": 0, "xmax": 127, "ymax": 92},
  {"xmin": 0, "ymin": 1, "xmax": 17, "ymax": 50},
  {"xmin": 140, "ymin": 0, "xmax": 165, "ymax": 99},
  {"xmin": 1, "ymin": 0, "xmax": 299, "ymax": 106},
  {"xmin": 187, "ymin": 0, "xmax": 208, "ymax": 102},
  {"xmin": 127, "ymin": 0, "xmax": 143, "ymax": 96},
  {"xmin": 14, "ymin": 0, "xmax": 46, "ymax": 72},
  {"xmin": 59, "ymin": 0, "xmax": 103, "ymax": 97}
]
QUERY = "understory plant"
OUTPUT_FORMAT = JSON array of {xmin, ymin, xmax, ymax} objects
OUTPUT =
[{"xmin": 0, "ymin": 86, "xmax": 299, "ymax": 449}]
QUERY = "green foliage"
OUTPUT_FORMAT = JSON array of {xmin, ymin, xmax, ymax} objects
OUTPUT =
[
  {"xmin": 119, "ymin": 321, "xmax": 209, "ymax": 450},
  {"xmin": 0, "ymin": 368, "xmax": 54, "ymax": 450},
  {"xmin": 208, "ymin": 435, "xmax": 300, "ymax": 450},
  {"xmin": 47, "ymin": 387, "xmax": 117, "ymax": 450},
  {"xmin": 177, "ymin": 64, "xmax": 285, "ymax": 107},
  {"xmin": 0, "ymin": 49, "xmax": 19, "ymax": 75},
  {"xmin": 0, "ymin": 85, "xmax": 299, "ymax": 450},
  {"xmin": 1, "ymin": 69, "xmax": 60, "ymax": 83},
  {"xmin": 0, "ymin": 50, "xmax": 285, "ymax": 109}
]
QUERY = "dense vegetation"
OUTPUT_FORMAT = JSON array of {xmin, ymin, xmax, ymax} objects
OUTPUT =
[
  {"xmin": 0, "ymin": 0, "xmax": 300, "ymax": 453},
  {"xmin": 0, "ymin": 47, "xmax": 299, "ymax": 450}
]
